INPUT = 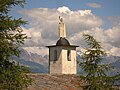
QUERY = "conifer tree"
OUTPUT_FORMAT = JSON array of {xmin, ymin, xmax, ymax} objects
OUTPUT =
[
  {"xmin": 0, "ymin": 0, "xmax": 32, "ymax": 89},
  {"xmin": 80, "ymin": 34, "xmax": 120, "ymax": 90}
]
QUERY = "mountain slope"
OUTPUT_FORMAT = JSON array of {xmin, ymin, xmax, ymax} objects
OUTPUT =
[
  {"xmin": 14, "ymin": 48, "xmax": 49, "ymax": 73},
  {"xmin": 14, "ymin": 47, "xmax": 120, "ymax": 74}
]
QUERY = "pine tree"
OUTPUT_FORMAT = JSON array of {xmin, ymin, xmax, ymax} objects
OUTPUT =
[
  {"xmin": 0, "ymin": 0, "xmax": 32, "ymax": 89},
  {"xmin": 80, "ymin": 34, "xmax": 120, "ymax": 90}
]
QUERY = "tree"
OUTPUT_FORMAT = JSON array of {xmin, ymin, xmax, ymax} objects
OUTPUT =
[
  {"xmin": 79, "ymin": 34, "xmax": 120, "ymax": 90},
  {"xmin": 0, "ymin": 0, "xmax": 32, "ymax": 89}
]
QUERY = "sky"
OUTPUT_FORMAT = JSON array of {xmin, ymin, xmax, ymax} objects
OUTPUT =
[
  {"xmin": 10, "ymin": 0, "xmax": 120, "ymax": 56},
  {"xmin": 11, "ymin": 0, "xmax": 120, "ymax": 29}
]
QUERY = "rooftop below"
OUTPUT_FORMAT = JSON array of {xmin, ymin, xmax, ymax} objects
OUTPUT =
[{"xmin": 27, "ymin": 74, "xmax": 83, "ymax": 90}]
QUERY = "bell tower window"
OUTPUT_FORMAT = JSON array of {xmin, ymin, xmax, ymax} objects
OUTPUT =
[
  {"xmin": 67, "ymin": 50, "xmax": 71, "ymax": 61},
  {"xmin": 54, "ymin": 50, "xmax": 57, "ymax": 61}
]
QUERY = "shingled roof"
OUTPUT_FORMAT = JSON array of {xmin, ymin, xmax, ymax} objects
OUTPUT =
[{"xmin": 26, "ymin": 74, "xmax": 83, "ymax": 90}]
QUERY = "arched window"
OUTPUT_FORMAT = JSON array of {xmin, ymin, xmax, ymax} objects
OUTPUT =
[
  {"xmin": 67, "ymin": 50, "xmax": 71, "ymax": 61},
  {"xmin": 54, "ymin": 50, "xmax": 57, "ymax": 61}
]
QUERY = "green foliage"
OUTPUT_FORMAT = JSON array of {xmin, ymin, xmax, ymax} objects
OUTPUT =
[
  {"xmin": 0, "ymin": 63, "xmax": 32, "ymax": 90},
  {"xmin": 0, "ymin": 0, "xmax": 32, "ymax": 90},
  {"xmin": 0, "ymin": 0, "xmax": 25, "ymax": 14},
  {"xmin": 80, "ymin": 34, "xmax": 120, "ymax": 90}
]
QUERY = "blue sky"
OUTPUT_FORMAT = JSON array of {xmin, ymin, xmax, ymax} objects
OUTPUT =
[
  {"xmin": 10, "ymin": 0, "xmax": 120, "ymax": 29},
  {"xmin": 12, "ymin": 0, "xmax": 120, "ymax": 16},
  {"xmin": 9, "ymin": 0, "xmax": 120, "ymax": 56}
]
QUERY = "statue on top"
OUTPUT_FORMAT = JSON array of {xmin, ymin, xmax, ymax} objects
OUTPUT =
[{"xmin": 58, "ymin": 16, "xmax": 66, "ymax": 38}]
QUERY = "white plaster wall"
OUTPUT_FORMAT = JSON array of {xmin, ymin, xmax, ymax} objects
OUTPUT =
[
  {"xmin": 62, "ymin": 48, "xmax": 77, "ymax": 74},
  {"xmin": 49, "ymin": 46, "xmax": 62, "ymax": 74},
  {"xmin": 49, "ymin": 46, "xmax": 77, "ymax": 74}
]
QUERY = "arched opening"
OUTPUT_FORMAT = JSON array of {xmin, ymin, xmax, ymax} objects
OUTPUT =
[
  {"xmin": 67, "ymin": 50, "xmax": 71, "ymax": 61},
  {"xmin": 54, "ymin": 50, "xmax": 57, "ymax": 61}
]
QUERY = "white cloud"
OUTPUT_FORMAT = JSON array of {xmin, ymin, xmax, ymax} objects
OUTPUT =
[
  {"xmin": 69, "ymin": 26, "xmax": 120, "ymax": 56},
  {"xmin": 20, "ymin": 6, "xmax": 120, "ymax": 56},
  {"xmin": 22, "ymin": 47, "xmax": 48, "ymax": 56},
  {"xmin": 20, "ymin": 6, "xmax": 103, "ymax": 46},
  {"xmin": 57, "ymin": 6, "xmax": 72, "ymax": 14},
  {"xmin": 105, "ymin": 25, "xmax": 120, "ymax": 48},
  {"xmin": 86, "ymin": 3, "xmax": 102, "ymax": 8}
]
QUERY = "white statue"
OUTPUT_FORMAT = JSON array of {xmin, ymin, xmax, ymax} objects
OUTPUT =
[{"xmin": 58, "ymin": 16, "xmax": 66, "ymax": 38}]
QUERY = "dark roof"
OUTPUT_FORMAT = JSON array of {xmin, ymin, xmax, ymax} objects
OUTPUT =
[
  {"xmin": 46, "ymin": 45, "xmax": 79, "ymax": 47},
  {"xmin": 56, "ymin": 37, "xmax": 70, "ymax": 46},
  {"xmin": 46, "ymin": 37, "xmax": 79, "ymax": 48}
]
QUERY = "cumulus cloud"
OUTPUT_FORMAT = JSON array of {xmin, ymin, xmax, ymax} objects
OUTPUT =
[
  {"xmin": 22, "ymin": 47, "xmax": 49, "ymax": 56},
  {"xmin": 86, "ymin": 3, "xmax": 102, "ymax": 8},
  {"xmin": 20, "ymin": 6, "xmax": 103, "ymax": 46},
  {"xmin": 105, "ymin": 25, "xmax": 120, "ymax": 48},
  {"xmin": 20, "ymin": 6, "xmax": 120, "ymax": 56},
  {"xmin": 69, "ymin": 25, "xmax": 120, "ymax": 56}
]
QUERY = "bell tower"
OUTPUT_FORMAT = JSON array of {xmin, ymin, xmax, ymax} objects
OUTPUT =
[{"xmin": 46, "ymin": 17, "xmax": 78, "ymax": 74}]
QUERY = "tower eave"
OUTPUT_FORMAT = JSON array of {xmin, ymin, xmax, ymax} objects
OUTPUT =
[{"xmin": 46, "ymin": 45, "xmax": 79, "ymax": 48}]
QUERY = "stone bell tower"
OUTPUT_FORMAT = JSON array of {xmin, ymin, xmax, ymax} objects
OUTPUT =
[{"xmin": 46, "ymin": 17, "xmax": 78, "ymax": 74}]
